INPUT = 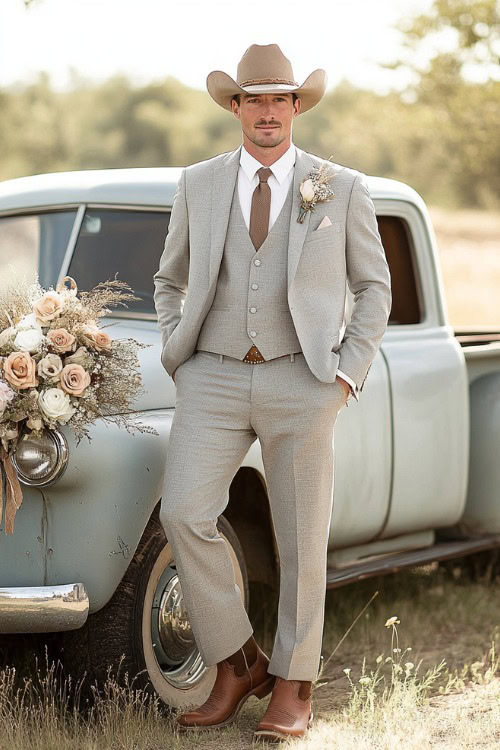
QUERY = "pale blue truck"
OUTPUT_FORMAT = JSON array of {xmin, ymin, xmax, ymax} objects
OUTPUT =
[{"xmin": 0, "ymin": 166, "xmax": 499, "ymax": 708}]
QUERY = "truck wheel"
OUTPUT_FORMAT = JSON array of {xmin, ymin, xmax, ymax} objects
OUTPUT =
[{"xmin": 57, "ymin": 511, "xmax": 248, "ymax": 709}]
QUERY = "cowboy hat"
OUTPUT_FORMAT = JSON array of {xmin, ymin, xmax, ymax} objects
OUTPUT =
[{"xmin": 206, "ymin": 43, "xmax": 327, "ymax": 114}]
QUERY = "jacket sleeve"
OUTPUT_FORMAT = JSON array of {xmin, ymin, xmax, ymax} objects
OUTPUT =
[
  {"xmin": 153, "ymin": 168, "xmax": 190, "ymax": 350},
  {"xmin": 336, "ymin": 171, "xmax": 392, "ymax": 399}
]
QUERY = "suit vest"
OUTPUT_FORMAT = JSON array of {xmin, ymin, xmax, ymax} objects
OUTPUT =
[{"xmin": 196, "ymin": 177, "xmax": 302, "ymax": 359}]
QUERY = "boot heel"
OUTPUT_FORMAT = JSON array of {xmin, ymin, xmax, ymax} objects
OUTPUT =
[{"xmin": 253, "ymin": 676, "xmax": 275, "ymax": 699}]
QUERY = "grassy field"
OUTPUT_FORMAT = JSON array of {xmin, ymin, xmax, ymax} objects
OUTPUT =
[
  {"xmin": 429, "ymin": 206, "xmax": 500, "ymax": 328},
  {"xmin": 0, "ymin": 559, "xmax": 499, "ymax": 749}
]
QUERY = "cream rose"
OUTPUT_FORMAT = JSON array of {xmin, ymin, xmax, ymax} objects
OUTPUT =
[
  {"xmin": 0, "ymin": 381, "xmax": 15, "ymax": 415},
  {"xmin": 38, "ymin": 353, "xmax": 63, "ymax": 381},
  {"xmin": 47, "ymin": 328, "xmax": 75, "ymax": 354},
  {"xmin": 0, "ymin": 327, "xmax": 16, "ymax": 348},
  {"xmin": 299, "ymin": 178, "xmax": 315, "ymax": 202},
  {"xmin": 26, "ymin": 416, "xmax": 43, "ymax": 431},
  {"xmin": 38, "ymin": 388, "xmax": 76, "ymax": 423},
  {"xmin": 14, "ymin": 327, "xmax": 44, "ymax": 353},
  {"xmin": 33, "ymin": 291, "xmax": 64, "ymax": 324},
  {"xmin": 65, "ymin": 346, "xmax": 93, "ymax": 368},
  {"xmin": 82, "ymin": 324, "xmax": 112, "ymax": 352},
  {"xmin": 59, "ymin": 363, "xmax": 91, "ymax": 397},
  {"xmin": 2, "ymin": 351, "xmax": 38, "ymax": 389}
]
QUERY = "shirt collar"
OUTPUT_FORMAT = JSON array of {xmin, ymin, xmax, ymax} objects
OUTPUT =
[{"xmin": 239, "ymin": 141, "xmax": 296, "ymax": 185}]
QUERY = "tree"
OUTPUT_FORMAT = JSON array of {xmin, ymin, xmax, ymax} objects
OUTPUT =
[{"xmin": 381, "ymin": 0, "xmax": 500, "ymax": 206}]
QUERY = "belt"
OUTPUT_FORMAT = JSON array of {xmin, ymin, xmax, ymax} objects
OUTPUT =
[{"xmin": 197, "ymin": 350, "xmax": 302, "ymax": 364}]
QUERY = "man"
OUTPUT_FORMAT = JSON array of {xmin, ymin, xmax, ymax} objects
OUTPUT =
[{"xmin": 153, "ymin": 43, "xmax": 392, "ymax": 742}]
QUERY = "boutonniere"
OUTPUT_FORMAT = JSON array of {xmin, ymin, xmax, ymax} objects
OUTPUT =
[{"xmin": 297, "ymin": 160, "xmax": 337, "ymax": 223}]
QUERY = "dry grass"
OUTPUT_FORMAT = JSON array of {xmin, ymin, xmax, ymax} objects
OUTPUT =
[{"xmin": 0, "ymin": 559, "xmax": 499, "ymax": 748}]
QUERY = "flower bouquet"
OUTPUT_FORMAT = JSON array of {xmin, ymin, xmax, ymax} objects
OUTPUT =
[{"xmin": 0, "ymin": 275, "xmax": 157, "ymax": 533}]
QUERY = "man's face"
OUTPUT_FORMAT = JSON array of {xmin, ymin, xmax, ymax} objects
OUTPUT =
[{"xmin": 231, "ymin": 92, "xmax": 301, "ymax": 149}]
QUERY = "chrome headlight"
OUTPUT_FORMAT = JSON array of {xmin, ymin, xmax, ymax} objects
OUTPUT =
[{"xmin": 11, "ymin": 429, "xmax": 69, "ymax": 487}]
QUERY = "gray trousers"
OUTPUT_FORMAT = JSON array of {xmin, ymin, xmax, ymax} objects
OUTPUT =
[{"xmin": 159, "ymin": 349, "xmax": 345, "ymax": 681}]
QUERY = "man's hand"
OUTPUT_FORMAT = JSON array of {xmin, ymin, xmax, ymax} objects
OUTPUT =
[{"xmin": 336, "ymin": 375, "xmax": 351, "ymax": 400}]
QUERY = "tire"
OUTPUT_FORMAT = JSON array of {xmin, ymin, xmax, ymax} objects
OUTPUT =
[{"xmin": 57, "ymin": 510, "xmax": 248, "ymax": 709}]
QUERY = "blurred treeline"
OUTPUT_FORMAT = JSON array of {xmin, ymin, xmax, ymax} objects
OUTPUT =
[{"xmin": 4, "ymin": 0, "xmax": 500, "ymax": 209}]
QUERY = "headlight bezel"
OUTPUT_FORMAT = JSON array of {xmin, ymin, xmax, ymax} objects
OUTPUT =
[{"xmin": 11, "ymin": 427, "xmax": 69, "ymax": 487}]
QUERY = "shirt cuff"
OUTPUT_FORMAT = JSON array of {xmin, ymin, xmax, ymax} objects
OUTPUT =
[{"xmin": 336, "ymin": 369, "xmax": 358, "ymax": 401}]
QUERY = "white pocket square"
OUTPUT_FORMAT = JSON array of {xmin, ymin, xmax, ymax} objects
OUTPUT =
[{"xmin": 316, "ymin": 215, "xmax": 332, "ymax": 230}]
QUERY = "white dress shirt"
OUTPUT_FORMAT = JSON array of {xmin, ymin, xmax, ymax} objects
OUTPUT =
[{"xmin": 238, "ymin": 142, "xmax": 358, "ymax": 402}]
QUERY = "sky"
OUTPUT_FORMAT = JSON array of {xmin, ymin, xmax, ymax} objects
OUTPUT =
[{"xmin": 0, "ymin": 0, "xmax": 437, "ymax": 95}]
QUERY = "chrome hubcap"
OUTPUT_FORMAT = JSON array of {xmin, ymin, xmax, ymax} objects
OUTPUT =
[{"xmin": 151, "ymin": 564, "xmax": 208, "ymax": 689}]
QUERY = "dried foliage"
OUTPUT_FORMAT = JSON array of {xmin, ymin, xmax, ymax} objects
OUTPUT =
[{"xmin": 0, "ymin": 275, "xmax": 158, "ymax": 450}]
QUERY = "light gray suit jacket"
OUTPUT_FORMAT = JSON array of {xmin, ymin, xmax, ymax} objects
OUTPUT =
[{"xmin": 153, "ymin": 145, "xmax": 392, "ymax": 401}]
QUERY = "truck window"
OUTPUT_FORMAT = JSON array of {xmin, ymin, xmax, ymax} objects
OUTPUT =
[
  {"xmin": 0, "ymin": 210, "xmax": 77, "ymax": 296},
  {"xmin": 67, "ymin": 208, "xmax": 170, "ymax": 315},
  {"xmin": 378, "ymin": 215, "xmax": 421, "ymax": 325}
]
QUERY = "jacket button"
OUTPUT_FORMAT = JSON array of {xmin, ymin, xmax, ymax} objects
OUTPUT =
[
  {"xmin": 250, "ymin": 307, "xmax": 257, "ymax": 313},
  {"xmin": 250, "ymin": 330, "xmax": 257, "ymax": 337},
  {"xmin": 251, "ymin": 283, "xmax": 259, "ymax": 290},
  {"xmin": 254, "ymin": 259, "xmax": 261, "ymax": 266}
]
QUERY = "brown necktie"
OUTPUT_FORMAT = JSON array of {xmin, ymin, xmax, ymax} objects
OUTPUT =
[
  {"xmin": 249, "ymin": 167, "xmax": 272, "ymax": 251},
  {"xmin": 243, "ymin": 167, "xmax": 273, "ymax": 363}
]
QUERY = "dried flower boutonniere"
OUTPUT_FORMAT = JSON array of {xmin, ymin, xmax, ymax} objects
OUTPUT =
[{"xmin": 297, "ymin": 160, "xmax": 338, "ymax": 223}]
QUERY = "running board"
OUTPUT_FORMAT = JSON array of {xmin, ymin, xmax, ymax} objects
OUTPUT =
[{"xmin": 326, "ymin": 533, "xmax": 500, "ymax": 588}]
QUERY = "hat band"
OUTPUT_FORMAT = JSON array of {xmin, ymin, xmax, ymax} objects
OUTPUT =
[{"xmin": 238, "ymin": 77, "xmax": 299, "ymax": 87}]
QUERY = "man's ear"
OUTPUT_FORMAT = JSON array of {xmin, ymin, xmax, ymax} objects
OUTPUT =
[
  {"xmin": 293, "ymin": 96, "xmax": 302, "ymax": 118},
  {"xmin": 231, "ymin": 98, "xmax": 241, "ymax": 120}
]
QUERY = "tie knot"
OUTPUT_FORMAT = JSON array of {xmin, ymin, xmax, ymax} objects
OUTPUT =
[{"xmin": 257, "ymin": 167, "xmax": 273, "ymax": 183}]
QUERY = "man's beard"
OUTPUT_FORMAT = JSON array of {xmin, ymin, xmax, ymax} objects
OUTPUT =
[{"xmin": 247, "ymin": 128, "xmax": 287, "ymax": 149}]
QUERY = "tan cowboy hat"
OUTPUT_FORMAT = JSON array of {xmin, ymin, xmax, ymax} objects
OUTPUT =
[{"xmin": 206, "ymin": 43, "xmax": 327, "ymax": 114}]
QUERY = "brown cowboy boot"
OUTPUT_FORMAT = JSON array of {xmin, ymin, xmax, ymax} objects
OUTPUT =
[
  {"xmin": 176, "ymin": 638, "xmax": 275, "ymax": 731},
  {"xmin": 253, "ymin": 677, "xmax": 313, "ymax": 742}
]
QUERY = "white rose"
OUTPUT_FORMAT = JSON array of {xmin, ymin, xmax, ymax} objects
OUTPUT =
[
  {"xmin": 14, "ymin": 327, "xmax": 44, "ymax": 353},
  {"xmin": 17, "ymin": 313, "xmax": 43, "ymax": 331},
  {"xmin": 0, "ymin": 327, "xmax": 16, "ymax": 348},
  {"xmin": 38, "ymin": 388, "xmax": 76, "ymax": 423},
  {"xmin": 300, "ymin": 178, "xmax": 315, "ymax": 202}
]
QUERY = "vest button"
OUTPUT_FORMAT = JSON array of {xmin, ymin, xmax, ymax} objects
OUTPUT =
[
  {"xmin": 251, "ymin": 283, "xmax": 259, "ymax": 290},
  {"xmin": 250, "ymin": 330, "xmax": 257, "ymax": 337},
  {"xmin": 250, "ymin": 307, "xmax": 257, "ymax": 313},
  {"xmin": 254, "ymin": 259, "xmax": 261, "ymax": 266}
]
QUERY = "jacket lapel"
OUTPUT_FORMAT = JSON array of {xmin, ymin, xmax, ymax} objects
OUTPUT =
[
  {"xmin": 209, "ymin": 145, "xmax": 241, "ymax": 287},
  {"xmin": 287, "ymin": 147, "xmax": 314, "ymax": 290}
]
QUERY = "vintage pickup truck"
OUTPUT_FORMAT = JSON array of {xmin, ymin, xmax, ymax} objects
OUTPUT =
[{"xmin": 0, "ymin": 164, "xmax": 499, "ymax": 709}]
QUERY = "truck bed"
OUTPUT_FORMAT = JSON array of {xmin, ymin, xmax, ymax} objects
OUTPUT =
[
  {"xmin": 455, "ymin": 327, "xmax": 500, "ymax": 380},
  {"xmin": 455, "ymin": 328, "xmax": 500, "ymax": 347}
]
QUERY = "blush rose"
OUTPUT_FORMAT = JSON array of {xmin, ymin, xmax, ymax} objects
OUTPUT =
[
  {"xmin": 59, "ymin": 363, "xmax": 91, "ymax": 397},
  {"xmin": 82, "ymin": 324, "xmax": 112, "ymax": 352},
  {"xmin": 2, "ymin": 351, "xmax": 38, "ymax": 389},
  {"xmin": 47, "ymin": 328, "xmax": 75, "ymax": 354},
  {"xmin": 0, "ymin": 380, "xmax": 15, "ymax": 415}
]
